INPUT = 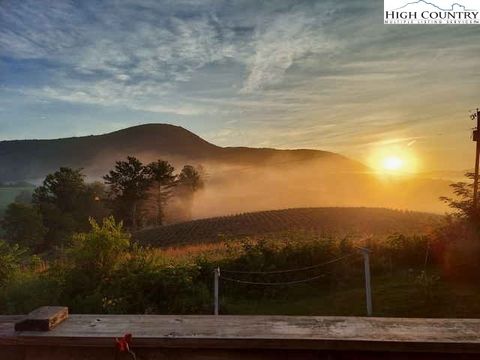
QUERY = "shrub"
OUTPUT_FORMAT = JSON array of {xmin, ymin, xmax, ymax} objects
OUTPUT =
[{"xmin": 2, "ymin": 203, "xmax": 46, "ymax": 250}]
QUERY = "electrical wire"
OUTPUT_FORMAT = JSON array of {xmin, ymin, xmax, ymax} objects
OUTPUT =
[
  {"xmin": 221, "ymin": 253, "xmax": 356, "ymax": 275},
  {"xmin": 221, "ymin": 272, "xmax": 331, "ymax": 286}
]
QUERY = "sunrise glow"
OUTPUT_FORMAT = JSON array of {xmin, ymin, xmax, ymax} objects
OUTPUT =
[
  {"xmin": 382, "ymin": 156, "xmax": 404, "ymax": 171},
  {"xmin": 368, "ymin": 143, "xmax": 419, "ymax": 175}
]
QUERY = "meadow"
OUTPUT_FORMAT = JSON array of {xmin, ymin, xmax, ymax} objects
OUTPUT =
[
  {"xmin": 2, "ymin": 215, "xmax": 480, "ymax": 318},
  {"xmin": 0, "ymin": 165, "xmax": 476, "ymax": 318},
  {"xmin": 135, "ymin": 207, "xmax": 441, "ymax": 247},
  {"xmin": 0, "ymin": 186, "xmax": 33, "ymax": 214}
]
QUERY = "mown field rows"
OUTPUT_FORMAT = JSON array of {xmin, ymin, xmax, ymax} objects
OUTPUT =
[{"xmin": 134, "ymin": 207, "xmax": 442, "ymax": 247}]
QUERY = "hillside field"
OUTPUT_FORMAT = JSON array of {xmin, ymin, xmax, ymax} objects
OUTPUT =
[
  {"xmin": 0, "ymin": 186, "xmax": 34, "ymax": 214},
  {"xmin": 134, "ymin": 207, "xmax": 442, "ymax": 247}
]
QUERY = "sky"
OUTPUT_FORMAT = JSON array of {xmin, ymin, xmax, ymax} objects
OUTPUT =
[{"xmin": 0, "ymin": 0, "xmax": 479, "ymax": 172}]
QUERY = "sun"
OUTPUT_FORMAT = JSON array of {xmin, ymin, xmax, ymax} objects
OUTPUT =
[
  {"xmin": 367, "ymin": 142, "xmax": 419, "ymax": 176},
  {"xmin": 382, "ymin": 156, "xmax": 404, "ymax": 171}
]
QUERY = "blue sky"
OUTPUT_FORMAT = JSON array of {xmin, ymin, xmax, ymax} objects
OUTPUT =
[{"xmin": 0, "ymin": 0, "xmax": 479, "ymax": 170}]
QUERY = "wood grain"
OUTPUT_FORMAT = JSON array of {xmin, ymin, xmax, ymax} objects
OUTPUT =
[{"xmin": 1, "ymin": 315, "xmax": 480, "ymax": 354}]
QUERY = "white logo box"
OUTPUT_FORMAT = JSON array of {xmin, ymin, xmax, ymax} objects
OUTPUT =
[{"xmin": 384, "ymin": 0, "xmax": 480, "ymax": 24}]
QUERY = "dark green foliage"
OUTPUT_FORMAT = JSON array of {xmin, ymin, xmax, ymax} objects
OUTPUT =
[
  {"xmin": 33, "ymin": 167, "xmax": 87, "ymax": 213},
  {"xmin": 0, "ymin": 271, "xmax": 63, "ymax": 314},
  {"xmin": 103, "ymin": 157, "xmax": 202, "ymax": 227},
  {"xmin": 60, "ymin": 217, "xmax": 131, "ymax": 312},
  {"xmin": 32, "ymin": 167, "xmax": 99, "ymax": 248},
  {"xmin": 2, "ymin": 221, "xmax": 480, "ymax": 317},
  {"xmin": 2, "ymin": 203, "xmax": 46, "ymax": 249},
  {"xmin": 51, "ymin": 217, "xmax": 208, "ymax": 314},
  {"xmin": 104, "ymin": 157, "xmax": 152, "ymax": 229},
  {"xmin": 0, "ymin": 240, "xmax": 26, "ymax": 287}
]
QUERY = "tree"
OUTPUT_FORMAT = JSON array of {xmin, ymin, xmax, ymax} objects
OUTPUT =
[
  {"xmin": 32, "ymin": 167, "xmax": 92, "ymax": 247},
  {"xmin": 103, "ymin": 157, "xmax": 152, "ymax": 229},
  {"xmin": 144, "ymin": 160, "xmax": 177, "ymax": 226},
  {"xmin": 178, "ymin": 165, "xmax": 204, "ymax": 193},
  {"xmin": 82, "ymin": 181, "xmax": 110, "ymax": 223},
  {"xmin": 440, "ymin": 172, "xmax": 479, "ymax": 221},
  {"xmin": 437, "ymin": 172, "xmax": 480, "ymax": 280},
  {"xmin": 2, "ymin": 203, "xmax": 47, "ymax": 250},
  {"xmin": 32, "ymin": 167, "xmax": 88, "ymax": 247},
  {"xmin": 173, "ymin": 165, "xmax": 205, "ymax": 221},
  {"xmin": 33, "ymin": 167, "xmax": 87, "ymax": 213}
]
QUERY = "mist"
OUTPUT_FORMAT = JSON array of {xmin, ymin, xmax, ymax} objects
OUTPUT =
[{"xmin": 188, "ymin": 158, "xmax": 453, "ymax": 220}]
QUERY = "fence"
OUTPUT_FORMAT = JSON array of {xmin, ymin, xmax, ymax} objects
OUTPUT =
[{"xmin": 213, "ymin": 247, "xmax": 373, "ymax": 316}]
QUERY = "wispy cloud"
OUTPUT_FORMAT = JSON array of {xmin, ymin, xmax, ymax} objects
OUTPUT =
[
  {"xmin": 0, "ymin": 0, "xmax": 479, "ymax": 170},
  {"xmin": 241, "ymin": 9, "xmax": 333, "ymax": 93}
]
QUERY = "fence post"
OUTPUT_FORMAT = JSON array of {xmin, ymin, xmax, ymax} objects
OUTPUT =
[
  {"xmin": 214, "ymin": 267, "xmax": 220, "ymax": 315},
  {"xmin": 360, "ymin": 247, "xmax": 373, "ymax": 316}
]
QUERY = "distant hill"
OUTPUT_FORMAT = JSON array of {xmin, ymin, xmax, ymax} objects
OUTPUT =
[
  {"xmin": 0, "ymin": 124, "xmax": 364, "ymax": 182},
  {"xmin": 0, "ymin": 124, "xmax": 454, "ymax": 214},
  {"xmin": 134, "ymin": 207, "xmax": 442, "ymax": 248}
]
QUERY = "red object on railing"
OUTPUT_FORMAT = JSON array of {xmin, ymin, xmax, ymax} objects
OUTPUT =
[
  {"xmin": 116, "ymin": 333, "xmax": 136, "ymax": 359},
  {"xmin": 116, "ymin": 333, "xmax": 132, "ymax": 352}
]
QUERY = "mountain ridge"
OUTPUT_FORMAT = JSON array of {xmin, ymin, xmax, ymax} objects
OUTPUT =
[{"xmin": 0, "ymin": 123, "xmax": 365, "ymax": 182}]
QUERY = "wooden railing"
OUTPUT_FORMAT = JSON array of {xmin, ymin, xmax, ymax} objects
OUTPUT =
[{"xmin": 1, "ymin": 307, "xmax": 480, "ymax": 359}]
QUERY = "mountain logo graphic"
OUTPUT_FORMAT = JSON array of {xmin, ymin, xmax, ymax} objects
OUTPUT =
[{"xmin": 393, "ymin": 1, "xmax": 474, "ymax": 11}]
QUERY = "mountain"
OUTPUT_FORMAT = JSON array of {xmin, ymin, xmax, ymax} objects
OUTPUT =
[
  {"xmin": 0, "ymin": 123, "xmax": 453, "ymax": 215},
  {"xmin": 0, "ymin": 124, "xmax": 365, "ymax": 182}
]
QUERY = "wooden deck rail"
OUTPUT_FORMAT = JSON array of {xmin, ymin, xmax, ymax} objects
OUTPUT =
[{"xmin": 1, "ymin": 307, "xmax": 480, "ymax": 359}]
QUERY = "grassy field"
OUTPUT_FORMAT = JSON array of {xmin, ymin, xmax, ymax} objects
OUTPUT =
[
  {"xmin": 135, "ymin": 207, "xmax": 442, "ymax": 247},
  {"xmin": 0, "ymin": 186, "xmax": 34, "ymax": 214},
  {"xmin": 220, "ymin": 271, "xmax": 480, "ymax": 317}
]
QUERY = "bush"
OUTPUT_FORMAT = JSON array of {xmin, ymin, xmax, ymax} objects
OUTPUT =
[
  {"xmin": 60, "ymin": 217, "xmax": 130, "ymax": 312},
  {"xmin": 2, "ymin": 203, "xmax": 46, "ymax": 250},
  {"xmin": 432, "ymin": 218, "xmax": 480, "ymax": 281}
]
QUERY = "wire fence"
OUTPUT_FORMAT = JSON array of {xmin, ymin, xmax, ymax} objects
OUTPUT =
[
  {"xmin": 220, "ymin": 253, "xmax": 356, "ymax": 275},
  {"xmin": 213, "ymin": 248, "xmax": 372, "ymax": 316}
]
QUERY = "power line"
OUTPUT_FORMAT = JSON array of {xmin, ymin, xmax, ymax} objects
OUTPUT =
[
  {"xmin": 221, "ymin": 253, "xmax": 356, "ymax": 275},
  {"xmin": 220, "ymin": 272, "xmax": 332, "ymax": 286},
  {"xmin": 213, "ymin": 248, "xmax": 373, "ymax": 316}
]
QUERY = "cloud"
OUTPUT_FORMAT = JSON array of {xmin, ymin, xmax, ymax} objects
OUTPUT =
[
  {"xmin": 241, "ymin": 9, "xmax": 332, "ymax": 93},
  {"xmin": 0, "ymin": 0, "xmax": 239, "ymax": 113},
  {"xmin": 0, "ymin": 0, "xmax": 479, "ymax": 171}
]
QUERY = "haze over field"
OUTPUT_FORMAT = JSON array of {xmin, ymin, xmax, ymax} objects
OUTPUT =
[{"xmin": 0, "ymin": 124, "xmax": 452, "ymax": 217}]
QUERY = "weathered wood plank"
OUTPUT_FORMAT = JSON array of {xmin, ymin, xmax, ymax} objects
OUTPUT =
[
  {"xmin": 0, "ymin": 315, "xmax": 479, "ymax": 353},
  {"xmin": 15, "ymin": 306, "xmax": 68, "ymax": 332}
]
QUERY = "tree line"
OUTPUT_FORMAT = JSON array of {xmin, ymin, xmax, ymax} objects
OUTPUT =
[{"xmin": 1, "ymin": 156, "xmax": 204, "ymax": 252}]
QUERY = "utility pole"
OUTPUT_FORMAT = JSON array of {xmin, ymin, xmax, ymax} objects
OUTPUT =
[
  {"xmin": 472, "ymin": 109, "xmax": 480, "ymax": 210},
  {"xmin": 214, "ymin": 267, "xmax": 220, "ymax": 315}
]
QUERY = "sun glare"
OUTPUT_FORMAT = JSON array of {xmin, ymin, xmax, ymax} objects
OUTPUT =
[
  {"xmin": 382, "ymin": 156, "xmax": 404, "ymax": 171},
  {"xmin": 368, "ymin": 142, "xmax": 419, "ymax": 176}
]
